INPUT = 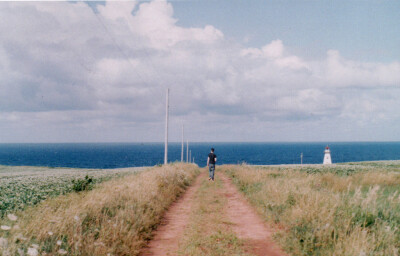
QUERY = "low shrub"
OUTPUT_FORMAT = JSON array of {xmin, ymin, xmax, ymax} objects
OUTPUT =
[{"xmin": 72, "ymin": 175, "xmax": 93, "ymax": 192}]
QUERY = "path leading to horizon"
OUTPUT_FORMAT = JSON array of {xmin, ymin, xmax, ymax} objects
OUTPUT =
[{"xmin": 140, "ymin": 169, "xmax": 285, "ymax": 256}]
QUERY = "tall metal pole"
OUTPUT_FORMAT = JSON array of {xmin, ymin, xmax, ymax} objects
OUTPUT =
[
  {"xmin": 186, "ymin": 140, "xmax": 189, "ymax": 162},
  {"xmin": 164, "ymin": 88, "xmax": 169, "ymax": 165},
  {"xmin": 189, "ymin": 150, "xmax": 191, "ymax": 163},
  {"xmin": 181, "ymin": 124, "xmax": 184, "ymax": 162}
]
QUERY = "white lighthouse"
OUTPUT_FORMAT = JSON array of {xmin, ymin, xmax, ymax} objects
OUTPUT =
[{"xmin": 323, "ymin": 146, "xmax": 332, "ymax": 165}]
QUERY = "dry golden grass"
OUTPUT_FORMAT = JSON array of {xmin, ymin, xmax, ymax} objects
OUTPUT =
[
  {"xmin": 178, "ymin": 171, "xmax": 251, "ymax": 256},
  {"xmin": 0, "ymin": 163, "xmax": 199, "ymax": 256},
  {"xmin": 223, "ymin": 164, "xmax": 400, "ymax": 256}
]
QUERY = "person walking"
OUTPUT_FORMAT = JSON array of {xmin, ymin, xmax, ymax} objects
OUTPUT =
[{"xmin": 207, "ymin": 148, "xmax": 217, "ymax": 181}]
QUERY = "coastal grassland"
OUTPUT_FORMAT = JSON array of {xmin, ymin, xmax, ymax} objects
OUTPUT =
[
  {"xmin": 178, "ymin": 174, "xmax": 250, "ymax": 256},
  {"xmin": 0, "ymin": 165, "xmax": 145, "ymax": 217},
  {"xmin": 341, "ymin": 160, "xmax": 400, "ymax": 169},
  {"xmin": 0, "ymin": 163, "xmax": 199, "ymax": 256},
  {"xmin": 223, "ymin": 163, "xmax": 400, "ymax": 256}
]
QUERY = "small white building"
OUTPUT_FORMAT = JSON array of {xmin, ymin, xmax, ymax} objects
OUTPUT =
[{"xmin": 323, "ymin": 146, "xmax": 332, "ymax": 165}]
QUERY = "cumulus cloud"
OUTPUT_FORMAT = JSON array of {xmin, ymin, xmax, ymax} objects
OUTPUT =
[
  {"xmin": 0, "ymin": 0, "xmax": 399, "ymax": 142},
  {"xmin": 322, "ymin": 50, "xmax": 400, "ymax": 87}
]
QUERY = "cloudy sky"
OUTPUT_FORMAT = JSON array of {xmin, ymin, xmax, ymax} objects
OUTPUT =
[{"xmin": 0, "ymin": 0, "xmax": 399, "ymax": 143}]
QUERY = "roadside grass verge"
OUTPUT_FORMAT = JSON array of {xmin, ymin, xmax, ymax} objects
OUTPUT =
[
  {"xmin": 178, "ymin": 171, "xmax": 252, "ymax": 256},
  {"xmin": 0, "ymin": 163, "xmax": 199, "ymax": 256},
  {"xmin": 223, "ymin": 164, "xmax": 400, "ymax": 256}
]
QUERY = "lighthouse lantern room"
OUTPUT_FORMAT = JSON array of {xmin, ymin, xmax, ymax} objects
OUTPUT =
[{"xmin": 323, "ymin": 146, "xmax": 332, "ymax": 165}]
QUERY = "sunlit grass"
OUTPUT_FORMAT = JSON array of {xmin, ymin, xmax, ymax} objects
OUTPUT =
[
  {"xmin": 224, "ymin": 162, "xmax": 400, "ymax": 256},
  {"xmin": 0, "ymin": 163, "xmax": 199, "ymax": 256},
  {"xmin": 0, "ymin": 165, "xmax": 145, "ymax": 217}
]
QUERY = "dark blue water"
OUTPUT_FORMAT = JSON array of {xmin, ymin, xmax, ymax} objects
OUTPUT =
[{"xmin": 0, "ymin": 142, "xmax": 399, "ymax": 169}]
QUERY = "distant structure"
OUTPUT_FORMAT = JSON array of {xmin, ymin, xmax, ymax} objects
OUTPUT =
[
  {"xmin": 323, "ymin": 146, "xmax": 332, "ymax": 165},
  {"xmin": 300, "ymin": 152, "xmax": 303, "ymax": 165},
  {"xmin": 181, "ymin": 125, "xmax": 184, "ymax": 162},
  {"xmin": 186, "ymin": 140, "xmax": 189, "ymax": 162}
]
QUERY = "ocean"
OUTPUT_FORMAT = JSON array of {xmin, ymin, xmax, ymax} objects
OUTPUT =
[{"xmin": 0, "ymin": 142, "xmax": 399, "ymax": 169}]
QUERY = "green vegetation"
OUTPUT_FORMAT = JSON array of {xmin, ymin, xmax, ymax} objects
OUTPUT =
[
  {"xmin": 72, "ymin": 175, "xmax": 94, "ymax": 192},
  {"xmin": 341, "ymin": 160, "xmax": 400, "ymax": 169},
  {"xmin": 224, "ymin": 162, "xmax": 400, "ymax": 256},
  {"xmin": 0, "ymin": 166, "xmax": 144, "ymax": 218}
]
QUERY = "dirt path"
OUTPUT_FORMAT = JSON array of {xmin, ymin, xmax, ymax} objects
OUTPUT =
[
  {"xmin": 140, "ymin": 172, "xmax": 206, "ymax": 256},
  {"xmin": 220, "ymin": 173, "xmax": 286, "ymax": 256},
  {"xmin": 141, "ymin": 171, "xmax": 285, "ymax": 256}
]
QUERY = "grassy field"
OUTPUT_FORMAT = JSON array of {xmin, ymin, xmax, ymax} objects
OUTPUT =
[
  {"xmin": 1, "ymin": 161, "xmax": 399, "ymax": 255},
  {"xmin": 224, "ymin": 161, "xmax": 400, "ymax": 256},
  {"xmin": 0, "ymin": 165, "xmax": 145, "ymax": 218},
  {"xmin": 342, "ymin": 160, "xmax": 400, "ymax": 169},
  {"xmin": 0, "ymin": 163, "xmax": 199, "ymax": 256}
]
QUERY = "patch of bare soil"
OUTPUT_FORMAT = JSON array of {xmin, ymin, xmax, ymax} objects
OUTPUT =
[
  {"xmin": 220, "ymin": 173, "xmax": 286, "ymax": 256},
  {"xmin": 140, "ymin": 172, "xmax": 206, "ymax": 256}
]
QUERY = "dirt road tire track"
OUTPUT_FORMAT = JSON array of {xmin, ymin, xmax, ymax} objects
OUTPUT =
[
  {"xmin": 140, "ymin": 172, "xmax": 206, "ymax": 256},
  {"xmin": 220, "ymin": 173, "xmax": 286, "ymax": 256},
  {"xmin": 141, "ymin": 170, "xmax": 285, "ymax": 256}
]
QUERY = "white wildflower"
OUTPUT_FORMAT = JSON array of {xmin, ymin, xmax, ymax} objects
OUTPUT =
[
  {"xmin": 13, "ymin": 224, "xmax": 20, "ymax": 230},
  {"xmin": 1, "ymin": 225, "xmax": 11, "ymax": 231},
  {"xmin": 0, "ymin": 237, "xmax": 8, "ymax": 248},
  {"xmin": 17, "ymin": 248, "xmax": 25, "ymax": 256},
  {"xmin": 58, "ymin": 249, "xmax": 67, "ymax": 255},
  {"xmin": 324, "ymin": 223, "xmax": 330, "ymax": 229},
  {"xmin": 386, "ymin": 226, "xmax": 391, "ymax": 232},
  {"xmin": 74, "ymin": 215, "xmax": 80, "ymax": 222},
  {"xmin": 7, "ymin": 214, "xmax": 18, "ymax": 221},
  {"xmin": 27, "ymin": 247, "xmax": 38, "ymax": 256},
  {"xmin": 48, "ymin": 231, "xmax": 53, "ymax": 236},
  {"xmin": 56, "ymin": 240, "xmax": 62, "ymax": 246}
]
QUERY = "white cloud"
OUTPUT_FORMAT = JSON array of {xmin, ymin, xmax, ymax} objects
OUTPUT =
[
  {"xmin": 0, "ymin": 1, "xmax": 399, "ymax": 142},
  {"xmin": 241, "ymin": 40, "xmax": 309, "ymax": 71},
  {"xmin": 241, "ymin": 39, "xmax": 284, "ymax": 59},
  {"xmin": 322, "ymin": 50, "xmax": 400, "ymax": 87},
  {"xmin": 262, "ymin": 39, "xmax": 284, "ymax": 58}
]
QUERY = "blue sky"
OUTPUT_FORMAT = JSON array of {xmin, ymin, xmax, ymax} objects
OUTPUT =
[
  {"xmin": 0, "ymin": 1, "xmax": 399, "ymax": 142},
  {"xmin": 172, "ymin": 0, "xmax": 400, "ymax": 62}
]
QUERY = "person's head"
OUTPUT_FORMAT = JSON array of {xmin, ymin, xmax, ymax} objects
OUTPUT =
[{"xmin": 211, "ymin": 148, "xmax": 214, "ymax": 153}]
